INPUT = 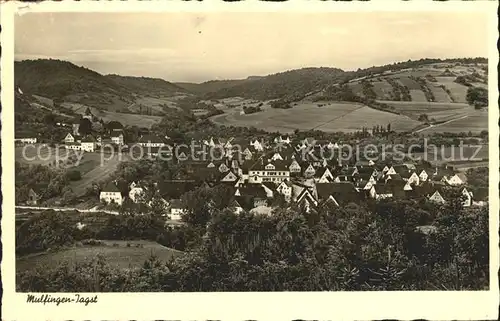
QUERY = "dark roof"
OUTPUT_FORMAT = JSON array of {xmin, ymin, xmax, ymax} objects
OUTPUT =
[
  {"xmin": 250, "ymin": 158, "xmax": 289, "ymax": 171},
  {"xmin": 262, "ymin": 181, "xmax": 278, "ymax": 191},
  {"xmin": 238, "ymin": 184, "xmax": 267, "ymax": 199},
  {"xmin": 170, "ymin": 199, "xmax": 184, "ymax": 208},
  {"xmin": 102, "ymin": 182, "xmax": 120, "ymax": 193},
  {"xmin": 138, "ymin": 134, "xmax": 166, "ymax": 143},
  {"xmin": 316, "ymin": 182, "xmax": 359, "ymax": 204}
]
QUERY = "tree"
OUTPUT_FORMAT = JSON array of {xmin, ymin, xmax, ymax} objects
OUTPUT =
[
  {"xmin": 79, "ymin": 118, "xmax": 92, "ymax": 136},
  {"xmin": 466, "ymin": 87, "xmax": 488, "ymax": 109}
]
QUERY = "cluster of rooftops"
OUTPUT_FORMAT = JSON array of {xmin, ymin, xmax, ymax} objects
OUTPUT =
[{"xmin": 99, "ymin": 135, "xmax": 488, "ymax": 213}]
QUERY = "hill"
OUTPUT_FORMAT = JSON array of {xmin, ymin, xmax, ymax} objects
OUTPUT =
[
  {"xmin": 201, "ymin": 57, "xmax": 487, "ymax": 102},
  {"xmin": 14, "ymin": 59, "xmax": 189, "ymax": 114},
  {"xmin": 202, "ymin": 67, "xmax": 345, "ymax": 101},
  {"xmin": 106, "ymin": 74, "xmax": 187, "ymax": 96},
  {"xmin": 175, "ymin": 79, "xmax": 249, "ymax": 95}
]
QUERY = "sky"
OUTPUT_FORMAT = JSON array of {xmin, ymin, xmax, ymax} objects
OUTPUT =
[{"xmin": 15, "ymin": 12, "xmax": 490, "ymax": 83}]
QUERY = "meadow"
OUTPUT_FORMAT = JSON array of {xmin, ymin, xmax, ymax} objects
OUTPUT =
[
  {"xmin": 211, "ymin": 101, "xmax": 421, "ymax": 133},
  {"xmin": 16, "ymin": 240, "xmax": 183, "ymax": 273},
  {"xmin": 61, "ymin": 102, "xmax": 163, "ymax": 128}
]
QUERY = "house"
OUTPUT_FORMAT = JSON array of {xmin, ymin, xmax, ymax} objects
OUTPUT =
[
  {"xmin": 445, "ymin": 173, "xmax": 467, "ymax": 186},
  {"xmin": 289, "ymin": 160, "xmax": 302, "ymax": 173},
  {"xmin": 64, "ymin": 133, "xmax": 75, "ymax": 144},
  {"xmin": 417, "ymin": 168, "xmax": 429, "ymax": 182},
  {"xmin": 371, "ymin": 184, "xmax": 394, "ymax": 200},
  {"xmin": 27, "ymin": 189, "xmax": 39, "ymax": 205},
  {"xmin": 296, "ymin": 188, "xmax": 318, "ymax": 211},
  {"xmin": 303, "ymin": 164, "xmax": 316, "ymax": 178},
  {"xmin": 111, "ymin": 131, "xmax": 125, "ymax": 146},
  {"xmin": 316, "ymin": 182, "xmax": 361, "ymax": 206},
  {"xmin": 65, "ymin": 142, "xmax": 82, "ymax": 151},
  {"xmin": 81, "ymin": 135, "xmax": 96, "ymax": 152},
  {"xmin": 100, "ymin": 182, "xmax": 123, "ymax": 206},
  {"xmin": 129, "ymin": 183, "xmax": 146, "ymax": 203},
  {"xmin": 220, "ymin": 171, "xmax": 239, "ymax": 183},
  {"xmin": 461, "ymin": 187, "xmax": 473, "ymax": 207},
  {"xmin": 276, "ymin": 180, "xmax": 293, "ymax": 201},
  {"xmin": 248, "ymin": 159, "xmax": 290, "ymax": 184},
  {"xmin": 15, "ymin": 137, "xmax": 37, "ymax": 144},
  {"xmin": 315, "ymin": 167, "xmax": 334, "ymax": 183},
  {"xmin": 271, "ymin": 152, "xmax": 284, "ymax": 161},
  {"xmin": 235, "ymin": 184, "xmax": 269, "ymax": 209},
  {"xmin": 250, "ymin": 139, "xmax": 264, "ymax": 152},
  {"xmin": 274, "ymin": 135, "xmax": 291, "ymax": 145},
  {"xmin": 169, "ymin": 199, "xmax": 185, "ymax": 221},
  {"xmin": 229, "ymin": 199, "xmax": 244, "ymax": 214},
  {"xmin": 137, "ymin": 134, "xmax": 167, "ymax": 148},
  {"xmin": 261, "ymin": 182, "xmax": 276, "ymax": 198},
  {"xmin": 428, "ymin": 190, "xmax": 446, "ymax": 204}
]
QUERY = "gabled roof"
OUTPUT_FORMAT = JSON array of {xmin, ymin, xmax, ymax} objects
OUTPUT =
[
  {"xmin": 237, "ymin": 184, "xmax": 268, "ymax": 199},
  {"xmin": 102, "ymin": 182, "xmax": 121, "ymax": 193},
  {"xmin": 316, "ymin": 182, "xmax": 359, "ymax": 202}
]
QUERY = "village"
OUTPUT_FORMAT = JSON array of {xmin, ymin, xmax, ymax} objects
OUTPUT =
[{"xmin": 16, "ymin": 106, "xmax": 489, "ymax": 225}]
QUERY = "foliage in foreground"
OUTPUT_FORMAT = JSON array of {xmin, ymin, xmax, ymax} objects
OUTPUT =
[{"xmin": 16, "ymin": 196, "xmax": 489, "ymax": 292}]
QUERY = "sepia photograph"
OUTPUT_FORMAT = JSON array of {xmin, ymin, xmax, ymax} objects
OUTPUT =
[{"xmin": 1, "ymin": 1, "xmax": 499, "ymax": 320}]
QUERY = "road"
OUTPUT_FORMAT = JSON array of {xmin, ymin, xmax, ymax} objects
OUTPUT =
[{"xmin": 16, "ymin": 205, "xmax": 119, "ymax": 215}]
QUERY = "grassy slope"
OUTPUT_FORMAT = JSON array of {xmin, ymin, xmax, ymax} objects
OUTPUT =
[{"xmin": 16, "ymin": 240, "xmax": 184, "ymax": 272}]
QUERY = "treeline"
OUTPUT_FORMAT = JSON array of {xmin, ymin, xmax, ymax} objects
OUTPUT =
[{"xmin": 17, "ymin": 195, "xmax": 489, "ymax": 292}]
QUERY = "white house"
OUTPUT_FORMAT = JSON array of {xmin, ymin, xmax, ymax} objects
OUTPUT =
[
  {"xmin": 276, "ymin": 181, "xmax": 293, "ymax": 201},
  {"xmin": 303, "ymin": 164, "xmax": 316, "ymax": 178},
  {"xmin": 65, "ymin": 143, "xmax": 82, "ymax": 151},
  {"xmin": 317, "ymin": 168, "xmax": 334, "ymax": 183},
  {"xmin": 100, "ymin": 182, "xmax": 123, "ymax": 206},
  {"xmin": 221, "ymin": 171, "xmax": 238, "ymax": 183},
  {"xmin": 169, "ymin": 199, "xmax": 185, "ymax": 221},
  {"xmin": 248, "ymin": 159, "xmax": 290, "ymax": 184},
  {"xmin": 250, "ymin": 139, "xmax": 264, "ymax": 152},
  {"xmin": 446, "ymin": 173, "xmax": 467, "ymax": 186},
  {"xmin": 289, "ymin": 160, "xmax": 302, "ymax": 173},
  {"xmin": 64, "ymin": 133, "xmax": 75, "ymax": 144},
  {"xmin": 81, "ymin": 135, "xmax": 96, "ymax": 152},
  {"xmin": 15, "ymin": 137, "xmax": 37, "ymax": 144},
  {"xmin": 418, "ymin": 169, "xmax": 429, "ymax": 182},
  {"xmin": 111, "ymin": 132, "xmax": 124, "ymax": 146},
  {"xmin": 428, "ymin": 190, "xmax": 446, "ymax": 204},
  {"xmin": 129, "ymin": 184, "xmax": 146, "ymax": 203}
]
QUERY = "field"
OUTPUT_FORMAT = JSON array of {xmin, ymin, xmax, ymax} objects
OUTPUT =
[
  {"xmin": 16, "ymin": 147, "xmax": 128, "ymax": 196},
  {"xmin": 16, "ymin": 240, "xmax": 183, "ymax": 273},
  {"xmin": 61, "ymin": 102, "xmax": 163, "ymax": 128},
  {"xmin": 418, "ymin": 110, "xmax": 488, "ymax": 134},
  {"xmin": 434, "ymin": 77, "xmax": 469, "ymax": 103},
  {"xmin": 69, "ymin": 153, "xmax": 127, "ymax": 196},
  {"xmin": 409, "ymin": 89, "xmax": 428, "ymax": 102},
  {"xmin": 16, "ymin": 146, "xmax": 78, "ymax": 166},
  {"xmin": 411, "ymin": 144, "xmax": 489, "ymax": 165},
  {"xmin": 428, "ymin": 83, "xmax": 453, "ymax": 103},
  {"xmin": 211, "ymin": 101, "xmax": 421, "ymax": 133},
  {"xmin": 376, "ymin": 101, "xmax": 472, "ymax": 121}
]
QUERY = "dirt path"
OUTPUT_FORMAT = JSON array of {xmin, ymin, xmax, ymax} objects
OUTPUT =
[{"xmin": 414, "ymin": 114, "xmax": 469, "ymax": 133}]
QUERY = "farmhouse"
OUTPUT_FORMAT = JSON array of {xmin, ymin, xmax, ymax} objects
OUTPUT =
[
  {"xmin": 81, "ymin": 135, "xmax": 97, "ymax": 152},
  {"xmin": 100, "ymin": 182, "xmax": 123, "ymax": 206}
]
